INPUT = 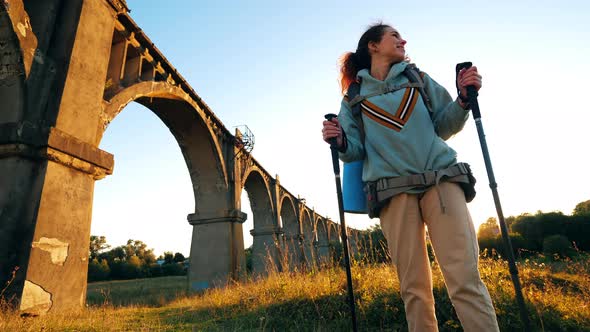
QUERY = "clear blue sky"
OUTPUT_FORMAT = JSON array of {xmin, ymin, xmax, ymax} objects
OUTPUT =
[{"xmin": 91, "ymin": 0, "xmax": 590, "ymax": 256}]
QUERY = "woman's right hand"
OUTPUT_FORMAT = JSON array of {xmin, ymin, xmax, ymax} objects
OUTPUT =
[{"xmin": 322, "ymin": 117, "xmax": 344, "ymax": 148}]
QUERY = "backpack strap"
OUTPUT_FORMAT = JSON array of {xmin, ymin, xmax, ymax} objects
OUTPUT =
[
  {"xmin": 345, "ymin": 64, "xmax": 433, "ymax": 144},
  {"xmin": 346, "ymin": 80, "xmax": 365, "ymax": 145},
  {"xmin": 403, "ymin": 64, "xmax": 433, "ymax": 115}
]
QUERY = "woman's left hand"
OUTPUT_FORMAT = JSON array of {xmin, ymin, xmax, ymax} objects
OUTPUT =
[{"xmin": 457, "ymin": 66, "xmax": 482, "ymax": 99}]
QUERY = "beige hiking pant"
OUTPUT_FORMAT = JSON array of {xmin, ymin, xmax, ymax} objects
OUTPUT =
[{"xmin": 379, "ymin": 182, "xmax": 499, "ymax": 332}]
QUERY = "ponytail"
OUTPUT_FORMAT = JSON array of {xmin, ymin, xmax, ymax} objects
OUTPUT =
[{"xmin": 339, "ymin": 52, "xmax": 359, "ymax": 95}]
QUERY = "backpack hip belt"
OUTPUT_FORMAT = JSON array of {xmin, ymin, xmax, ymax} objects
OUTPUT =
[{"xmin": 365, "ymin": 162, "xmax": 476, "ymax": 218}]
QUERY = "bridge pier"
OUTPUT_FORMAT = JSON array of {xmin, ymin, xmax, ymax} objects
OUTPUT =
[
  {"xmin": 0, "ymin": 125, "xmax": 114, "ymax": 315},
  {"xmin": 0, "ymin": 0, "xmax": 118, "ymax": 315},
  {"xmin": 302, "ymin": 238, "xmax": 316, "ymax": 270},
  {"xmin": 315, "ymin": 239, "xmax": 331, "ymax": 267},
  {"xmin": 348, "ymin": 229, "xmax": 359, "ymax": 261},
  {"xmin": 249, "ymin": 226, "xmax": 281, "ymax": 276},
  {"xmin": 281, "ymin": 234, "xmax": 304, "ymax": 271},
  {"xmin": 187, "ymin": 210, "xmax": 247, "ymax": 290}
]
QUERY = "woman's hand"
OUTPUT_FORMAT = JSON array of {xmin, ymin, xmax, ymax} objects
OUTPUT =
[
  {"xmin": 457, "ymin": 66, "xmax": 482, "ymax": 100},
  {"xmin": 322, "ymin": 117, "xmax": 344, "ymax": 148}
]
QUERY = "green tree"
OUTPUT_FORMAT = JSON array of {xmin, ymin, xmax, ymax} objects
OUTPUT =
[
  {"xmin": 110, "ymin": 255, "xmax": 144, "ymax": 280},
  {"xmin": 99, "ymin": 246, "xmax": 126, "ymax": 262},
  {"xmin": 124, "ymin": 239, "xmax": 157, "ymax": 265},
  {"xmin": 127, "ymin": 255, "xmax": 143, "ymax": 273},
  {"xmin": 565, "ymin": 215, "xmax": 590, "ymax": 251},
  {"xmin": 88, "ymin": 258, "xmax": 110, "ymax": 281},
  {"xmin": 543, "ymin": 234, "xmax": 574, "ymax": 258},
  {"xmin": 89, "ymin": 235, "xmax": 111, "ymax": 260},
  {"xmin": 573, "ymin": 200, "xmax": 590, "ymax": 216},
  {"xmin": 173, "ymin": 252, "xmax": 186, "ymax": 263},
  {"xmin": 505, "ymin": 215, "xmax": 517, "ymax": 232},
  {"xmin": 163, "ymin": 251, "xmax": 174, "ymax": 264},
  {"xmin": 477, "ymin": 217, "xmax": 499, "ymax": 239},
  {"xmin": 511, "ymin": 213, "xmax": 547, "ymax": 251},
  {"xmin": 244, "ymin": 247, "xmax": 252, "ymax": 272},
  {"xmin": 162, "ymin": 263, "xmax": 186, "ymax": 276}
]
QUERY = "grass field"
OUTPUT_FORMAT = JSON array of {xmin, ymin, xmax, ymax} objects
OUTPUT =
[{"xmin": 1, "ymin": 255, "xmax": 589, "ymax": 331}]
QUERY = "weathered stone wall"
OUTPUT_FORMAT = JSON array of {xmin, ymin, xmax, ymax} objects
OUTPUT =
[{"xmin": 0, "ymin": 0, "xmax": 357, "ymax": 314}]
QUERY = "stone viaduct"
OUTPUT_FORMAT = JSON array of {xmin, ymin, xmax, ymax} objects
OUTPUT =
[{"xmin": 0, "ymin": 0, "xmax": 364, "ymax": 314}]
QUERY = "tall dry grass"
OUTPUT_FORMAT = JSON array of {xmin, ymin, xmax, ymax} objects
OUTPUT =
[{"xmin": 1, "ymin": 249, "xmax": 589, "ymax": 331}]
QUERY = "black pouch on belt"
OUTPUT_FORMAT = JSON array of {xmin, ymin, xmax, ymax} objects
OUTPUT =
[
  {"xmin": 457, "ymin": 163, "xmax": 477, "ymax": 202},
  {"xmin": 365, "ymin": 182, "xmax": 389, "ymax": 219}
]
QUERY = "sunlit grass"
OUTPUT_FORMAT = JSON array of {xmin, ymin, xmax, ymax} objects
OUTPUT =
[
  {"xmin": 87, "ymin": 275, "xmax": 190, "ymax": 307},
  {"xmin": 1, "ymin": 254, "xmax": 589, "ymax": 331}
]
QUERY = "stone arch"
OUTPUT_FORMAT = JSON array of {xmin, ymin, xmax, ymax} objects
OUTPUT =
[
  {"xmin": 102, "ymin": 82, "xmax": 229, "ymax": 211},
  {"xmin": 329, "ymin": 222, "xmax": 341, "ymax": 243},
  {"xmin": 279, "ymin": 195, "xmax": 297, "ymax": 232},
  {"xmin": 316, "ymin": 218, "xmax": 329, "ymax": 244},
  {"xmin": 102, "ymin": 81, "xmax": 235, "ymax": 292},
  {"xmin": 279, "ymin": 195, "xmax": 300, "ymax": 270},
  {"xmin": 301, "ymin": 209, "xmax": 312, "ymax": 237},
  {"xmin": 240, "ymin": 167, "xmax": 274, "ymax": 222},
  {"xmin": 240, "ymin": 168, "xmax": 277, "ymax": 275}
]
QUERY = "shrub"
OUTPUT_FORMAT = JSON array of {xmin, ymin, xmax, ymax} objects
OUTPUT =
[
  {"xmin": 478, "ymin": 236, "xmax": 498, "ymax": 254},
  {"xmin": 88, "ymin": 259, "xmax": 110, "ymax": 282},
  {"xmin": 543, "ymin": 234, "xmax": 574, "ymax": 258},
  {"xmin": 162, "ymin": 263, "xmax": 186, "ymax": 276},
  {"xmin": 148, "ymin": 263, "xmax": 163, "ymax": 278},
  {"xmin": 110, "ymin": 260, "xmax": 142, "ymax": 280},
  {"xmin": 245, "ymin": 247, "xmax": 253, "ymax": 273},
  {"xmin": 478, "ymin": 233, "xmax": 530, "ymax": 258}
]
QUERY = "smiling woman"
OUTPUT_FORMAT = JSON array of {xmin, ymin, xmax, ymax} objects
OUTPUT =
[{"xmin": 321, "ymin": 21, "xmax": 496, "ymax": 332}]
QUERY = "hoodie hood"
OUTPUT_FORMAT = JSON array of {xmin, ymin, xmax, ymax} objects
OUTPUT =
[{"xmin": 356, "ymin": 61, "xmax": 409, "ymax": 87}]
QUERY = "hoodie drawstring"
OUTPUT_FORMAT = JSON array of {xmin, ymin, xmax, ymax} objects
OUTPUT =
[{"xmin": 434, "ymin": 171, "xmax": 447, "ymax": 214}]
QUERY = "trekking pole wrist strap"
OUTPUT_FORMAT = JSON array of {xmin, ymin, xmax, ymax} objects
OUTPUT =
[
  {"xmin": 457, "ymin": 96, "xmax": 471, "ymax": 110},
  {"xmin": 337, "ymin": 130, "xmax": 348, "ymax": 153}
]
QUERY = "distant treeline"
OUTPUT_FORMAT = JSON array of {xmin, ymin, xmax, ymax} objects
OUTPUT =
[
  {"xmin": 354, "ymin": 199, "xmax": 590, "ymax": 263},
  {"xmin": 92, "ymin": 201, "xmax": 590, "ymax": 281},
  {"xmin": 88, "ymin": 237, "xmax": 187, "ymax": 282},
  {"xmin": 478, "ymin": 212, "xmax": 590, "ymax": 259}
]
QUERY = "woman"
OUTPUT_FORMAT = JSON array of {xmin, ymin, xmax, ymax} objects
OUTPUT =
[{"xmin": 322, "ymin": 23, "xmax": 500, "ymax": 332}]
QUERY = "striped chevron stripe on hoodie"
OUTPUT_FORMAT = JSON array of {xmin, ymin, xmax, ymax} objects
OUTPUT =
[{"xmin": 337, "ymin": 61, "xmax": 470, "ymax": 183}]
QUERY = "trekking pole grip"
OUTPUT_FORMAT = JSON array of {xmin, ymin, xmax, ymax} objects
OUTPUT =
[
  {"xmin": 455, "ymin": 62, "xmax": 481, "ymax": 119},
  {"xmin": 324, "ymin": 113, "xmax": 341, "ymax": 175},
  {"xmin": 324, "ymin": 113, "xmax": 339, "ymax": 147}
]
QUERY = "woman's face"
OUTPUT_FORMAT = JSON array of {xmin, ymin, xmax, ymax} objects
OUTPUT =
[{"xmin": 373, "ymin": 27, "xmax": 407, "ymax": 63}]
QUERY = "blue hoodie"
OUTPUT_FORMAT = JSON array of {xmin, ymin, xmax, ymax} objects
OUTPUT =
[{"xmin": 338, "ymin": 61, "xmax": 469, "ymax": 183}]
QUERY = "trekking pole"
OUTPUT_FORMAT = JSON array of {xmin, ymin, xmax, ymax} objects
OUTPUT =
[
  {"xmin": 324, "ymin": 113, "xmax": 358, "ymax": 332},
  {"xmin": 457, "ymin": 62, "xmax": 531, "ymax": 332}
]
